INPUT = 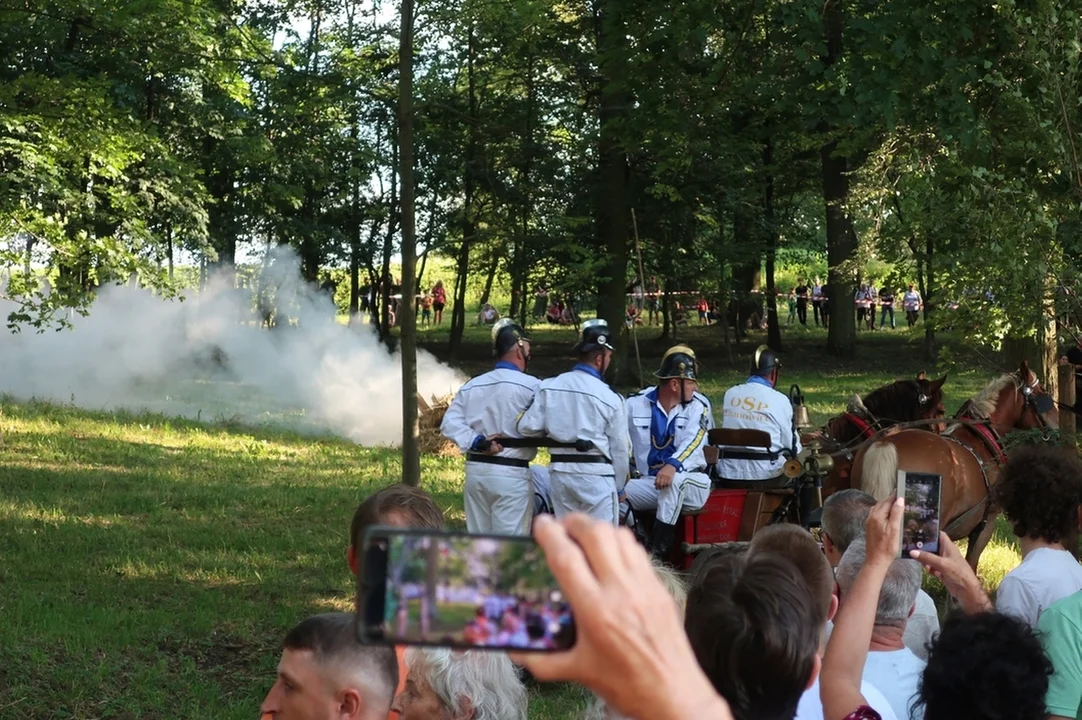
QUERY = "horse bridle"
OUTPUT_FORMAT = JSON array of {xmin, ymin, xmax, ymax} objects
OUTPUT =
[{"xmin": 1019, "ymin": 374, "xmax": 1055, "ymax": 430}]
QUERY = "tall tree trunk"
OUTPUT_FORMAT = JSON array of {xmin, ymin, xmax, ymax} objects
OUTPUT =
[
  {"xmin": 512, "ymin": 42, "xmax": 537, "ymax": 326},
  {"xmin": 764, "ymin": 139, "xmax": 782, "ymax": 351},
  {"xmin": 922, "ymin": 234, "xmax": 936, "ymax": 360},
  {"xmin": 449, "ymin": 25, "xmax": 479, "ymax": 360},
  {"xmin": 165, "ymin": 228, "xmax": 174, "ymax": 281},
  {"xmin": 398, "ymin": 0, "xmax": 420, "ymax": 487},
  {"xmin": 595, "ymin": 0, "xmax": 631, "ymax": 385},
  {"xmin": 380, "ymin": 133, "xmax": 400, "ymax": 343},
  {"xmin": 479, "ymin": 251, "xmax": 500, "ymax": 306},
  {"xmin": 821, "ymin": 0, "xmax": 857, "ymax": 356}
]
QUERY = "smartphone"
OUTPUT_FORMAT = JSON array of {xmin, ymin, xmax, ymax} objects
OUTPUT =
[
  {"xmin": 358, "ymin": 526, "xmax": 576, "ymax": 652},
  {"xmin": 896, "ymin": 470, "xmax": 942, "ymax": 557}
]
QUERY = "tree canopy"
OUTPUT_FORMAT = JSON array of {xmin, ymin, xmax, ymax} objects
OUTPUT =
[{"xmin": 3, "ymin": 0, "xmax": 1081, "ymax": 371}]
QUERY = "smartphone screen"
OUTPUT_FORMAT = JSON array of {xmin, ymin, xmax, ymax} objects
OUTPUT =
[
  {"xmin": 359, "ymin": 527, "xmax": 575, "ymax": 652},
  {"xmin": 897, "ymin": 471, "xmax": 942, "ymax": 556}
]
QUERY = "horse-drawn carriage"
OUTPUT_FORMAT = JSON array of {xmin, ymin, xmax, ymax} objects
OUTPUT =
[{"xmin": 653, "ymin": 362, "xmax": 1060, "ymax": 571}]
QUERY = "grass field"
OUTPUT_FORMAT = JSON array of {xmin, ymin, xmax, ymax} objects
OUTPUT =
[{"xmin": 0, "ymin": 323, "xmax": 1034, "ymax": 719}]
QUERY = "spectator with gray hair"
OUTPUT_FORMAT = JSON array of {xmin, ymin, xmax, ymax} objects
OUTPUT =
[
  {"xmin": 260, "ymin": 612, "xmax": 398, "ymax": 720},
  {"xmin": 835, "ymin": 538, "xmax": 925, "ymax": 720},
  {"xmin": 823, "ymin": 489, "xmax": 939, "ymax": 660},
  {"xmin": 392, "ymin": 648, "xmax": 527, "ymax": 720}
]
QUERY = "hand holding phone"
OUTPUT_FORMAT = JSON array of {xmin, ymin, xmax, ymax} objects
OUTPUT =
[{"xmin": 896, "ymin": 471, "xmax": 943, "ymax": 557}]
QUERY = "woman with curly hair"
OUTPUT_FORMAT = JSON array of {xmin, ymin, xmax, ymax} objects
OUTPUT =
[
  {"xmin": 993, "ymin": 444, "xmax": 1082, "ymax": 627},
  {"xmin": 915, "ymin": 612, "xmax": 1054, "ymax": 720}
]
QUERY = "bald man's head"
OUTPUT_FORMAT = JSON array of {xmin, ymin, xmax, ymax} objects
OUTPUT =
[{"xmin": 261, "ymin": 613, "xmax": 398, "ymax": 720}]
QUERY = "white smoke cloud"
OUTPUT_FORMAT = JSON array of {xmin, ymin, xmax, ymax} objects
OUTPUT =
[{"xmin": 0, "ymin": 248, "xmax": 466, "ymax": 445}]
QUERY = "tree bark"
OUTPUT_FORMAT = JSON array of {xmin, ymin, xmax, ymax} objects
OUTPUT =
[
  {"xmin": 764, "ymin": 139, "xmax": 781, "ymax": 351},
  {"xmin": 398, "ymin": 0, "xmax": 420, "ymax": 487},
  {"xmin": 595, "ymin": 0, "xmax": 631, "ymax": 385},
  {"xmin": 449, "ymin": 25, "xmax": 479, "ymax": 360},
  {"xmin": 821, "ymin": 0, "xmax": 857, "ymax": 356},
  {"xmin": 922, "ymin": 234, "xmax": 936, "ymax": 360}
]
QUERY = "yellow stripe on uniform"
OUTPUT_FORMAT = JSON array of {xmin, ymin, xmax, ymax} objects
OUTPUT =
[{"xmin": 676, "ymin": 426, "xmax": 706, "ymax": 463}]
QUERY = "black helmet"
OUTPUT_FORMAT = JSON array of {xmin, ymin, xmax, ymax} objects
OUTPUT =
[
  {"xmin": 573, "ymin": 319, "xmax": 615, "ymax": 354},
  {"xmin": 492, "ymin": 318, "xmax": 530, "ymax": 356},
  {"xmin": 751, "ymin": 344, "xmax": 781, "ymax": 376},
  {"xmin": 656, "ymin": 345, "xmax": 699, "ymax": 381}
]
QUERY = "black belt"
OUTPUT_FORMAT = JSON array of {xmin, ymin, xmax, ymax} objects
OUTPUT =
[
  {"xmin": 551, "ymin": 454, "xmax": 611, "ymax": 465},
  {"xmin": 466, "ymin": 454, "xmax": 529, "ymax": 468},
  {"xmin": 716, "ymin": 450, "xmax": 779, "ymax": 462}
]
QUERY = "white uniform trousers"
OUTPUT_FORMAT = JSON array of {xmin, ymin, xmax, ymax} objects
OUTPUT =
[
  {"xmin": 529, "ymin": 465, "xmax": 553, "ymax": 516},
  {"xmin": 464, "ymin": 462, "xmax": 534, "ymax": 535},
  {"xmin": 548, "ymin": 470, "xmax": 619, "ymax": 526},
  {"xmin": 623, "ymin": 471, "xmax": 711, "ymax": 526}
]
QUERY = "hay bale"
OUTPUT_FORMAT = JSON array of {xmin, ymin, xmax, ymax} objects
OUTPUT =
[{"xmin": 417, "ymin": 391, "xmax": 458, "ymax": 456}]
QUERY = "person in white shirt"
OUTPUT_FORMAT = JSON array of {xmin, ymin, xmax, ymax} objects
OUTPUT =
[
  {"xmin": 821, "ymin": 489, "xmax": 940, "ymax": 660},
  {"xmin": 624, "ymin": 345, "xmax": 714, "ymax": 557},
  {"xmin": 992, "ymin": 444, "xmax": 1082, "ymax": 628},
  {"xmin": 902, "ymin": 283, "xmax": 922, "ymax": 327},
  {"xmin": 811, "ymin": 277, "xmax": 825, "ymax": 326},
  {"xmin": 716, "ymin": 345, "xmax": 801, "ymax": 482},
  {"xmin": 518, "ymin": 319, "xmax": 630, "ymax": 526},
  {"xmin": 440, "ymin": 319, "xmax": 539, "ymax": 535},
  {"xmin": 836, "ymin": 537, "xmax": 926, "ymax": 720}
]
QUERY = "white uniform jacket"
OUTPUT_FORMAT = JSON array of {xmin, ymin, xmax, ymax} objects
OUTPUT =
[
  {"xmin": 440, "ymin": 363, "xmax": 540, "ymax": 462},
  {"xmin": 518, "ymin": 365, "xmax": 630, "ymax": 489},
  {"xmin": 717, "ymin": 377, "xmax": 801, "ymax": 480},
  {"xmin": 626, "ymin": 388, "xmax": 713, "ymax": 477}
]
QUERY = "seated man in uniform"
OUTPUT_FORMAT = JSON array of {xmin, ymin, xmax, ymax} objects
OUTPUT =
[
  {"xmin": 716, "ymin": 345, "xmax": 801, "ymax": 484},
  {"xmin": 624, "ymin": 345, "xmax": 715, "ymax": 558}
]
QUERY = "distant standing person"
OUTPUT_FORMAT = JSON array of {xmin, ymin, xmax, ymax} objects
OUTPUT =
[
  {"xmin": 811, "ymin": 277, "xmax": 824, "ymax": 326},
  {"xmin": 794, "ymin": 279, "xmax": 810, "ymax": 326},
  {"xmin": 786, "ymin": 288, "xmax": 797, "ymax": 325},
  {"xmin": 646, "ymin": 275, "xmax": 661, "ymax": 325},
  {"xmin": 1059, "ymin": 335, "xmax": 1082, "ymax": 413},
  {"xmin": 903, "ymin": 283, "xmax": 922, "ymax": 327},
  {"xmin": 420, "ymin": 293, "xmax": 433, "ymax": 326},
  {"xmin": 878, "ymin": 286, "xmax": 896, "ymax": 329},
  {"xmin": 819, "ymin": 283, "xmax": 830, "ymax": 326},
  {"xmin": 431, "ymin": 280, "xmax": 446, "ymax": 325}
]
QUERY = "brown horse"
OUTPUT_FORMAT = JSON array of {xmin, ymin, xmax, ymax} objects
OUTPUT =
[
  {"xmin": 819, "ymin": 372, "xmax": 948, "ymax": 448},
  {"xmin": 809, "ymin": 373, "xmax": 948, "ymax": 498},
  {"xmin": 850, "ymin": 361, "xmax": 1057, "ymax": 571}
]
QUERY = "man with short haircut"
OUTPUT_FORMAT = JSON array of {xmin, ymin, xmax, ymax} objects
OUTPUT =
[
  {"xmin": 749, "ymin": 525, "xmax": 897, "ymax": 720},
  {"xmin": 518, "ymin": 319, "xmax": 630, "ymax": 525},
  {"xmin": 441, "ymin": 318, "xmax": 539, "ymax": 534},
  {"xmin": 685, "ymin": 551, "xmax": 821, "ymax": 720},
  {"xmin": 347, "ymin": 483, "xmax": 445, "ymax": 578},
  {"xmin": 716, "ymin": 346, "xmax": 801, "ymax": 483},
  {"xmin": 822, "ymin": 489, "xmax": 939, "ymax": 660},
  {"xmin": 346, "ymin": 483, "xmax": 444, "ymax": 720},
  {"xmin": 624, "ymin": 345, "xmax": 714, "ymax": 557},
  {"xmin": 835, "ymin": 538, "xmax": 926, "ymax": 720},
  {"xmin": 261, "ymin": 612, "xmax": 398, "ymax": 720}
]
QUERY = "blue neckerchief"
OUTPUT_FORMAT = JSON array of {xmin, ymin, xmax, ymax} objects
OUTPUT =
[
  {"xmin": 494, "ymin": 361, "xmax": 521, "ymax": 373},
  {"xmin": 573, "ymin": 363, "xmax": 603, "ymax": 381},
  {"xmin": 646, "ymin": 389, "xmax": 679, "ymax": 471},
  {"xmin": 747, "ymin": 375, "xmax": 773, "ymax": 388}
]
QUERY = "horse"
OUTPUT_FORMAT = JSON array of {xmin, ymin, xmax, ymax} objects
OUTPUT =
[
  {"xmin": 819, "ymin": 372, "xmax": 948, "ymax": 449},
  {"xmin": 805, "ymin": 373, "xmax": 948, "ymax": 499},
  {"xmin": 850, "ymin": 361, "xmax": 1057, "ymax": 572}
]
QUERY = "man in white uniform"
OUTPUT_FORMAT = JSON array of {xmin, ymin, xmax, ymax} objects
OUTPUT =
[
  {"xmin": 518, "ymin": 319, "xmax": 630, "ymax": 525},
  {"xmin": 440, "ymin": 319, "xmax": 538, "ymax": 534},
  {"xmin": 717, "ymin": 345, "xmax": 801, "ymax": 483},
  {"xmin": 624, "ymin": 345, "xmax": 714, "ymax": 557}
]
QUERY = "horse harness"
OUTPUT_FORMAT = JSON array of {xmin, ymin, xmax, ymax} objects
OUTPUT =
[{"xmin": 940, "ymin": 378, "xmax": 1053, "ymax": 538}]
